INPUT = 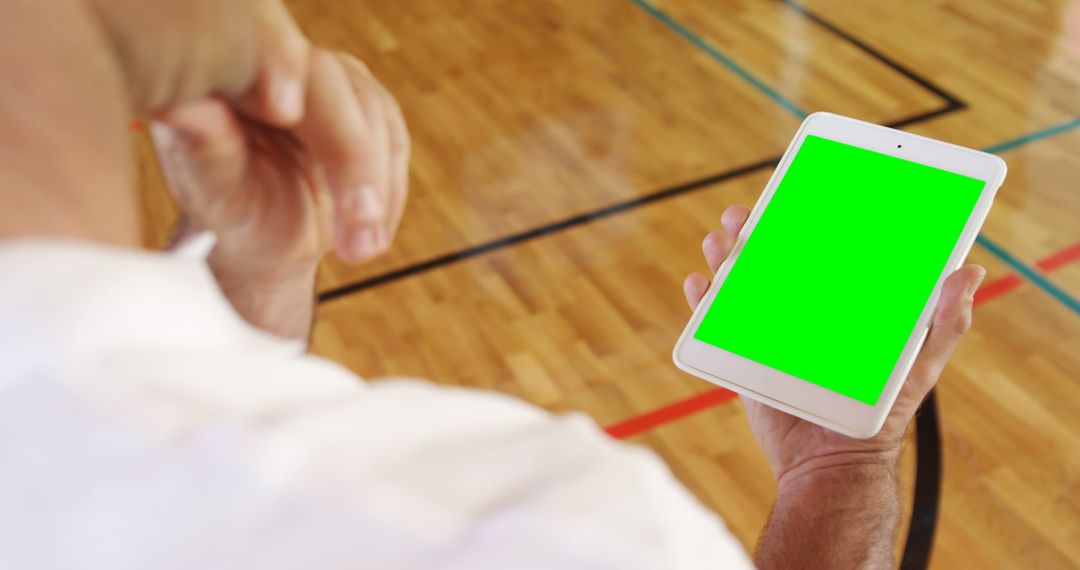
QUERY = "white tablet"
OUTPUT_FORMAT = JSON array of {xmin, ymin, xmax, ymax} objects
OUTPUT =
[{"xmin": 673, "ymin": 112, "xmax": 1007, "ymax": 439}]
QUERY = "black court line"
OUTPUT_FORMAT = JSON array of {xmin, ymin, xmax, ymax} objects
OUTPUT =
[
  {"xmin": 782, "ymin": 0, "xmax": 965, "ymax": 110},
  {"xmin": 319, "ymin": 3, "xmax": 967, "ymax": 304},
  {"xmin": 319, "ymin": 157, "xmax": 778, "ymax": 302},
  {"xmin": 319, "ymin": 107, "xmax": 946, "ymax": 304},
  {"xmin": 318, "ymin": 112, "xmax": 959, "ymax": 303}
]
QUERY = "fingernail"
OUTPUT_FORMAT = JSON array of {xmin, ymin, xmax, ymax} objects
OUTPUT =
[
  {"xmin": 350, "ymin": 229, "xmax": 378, "ymax": 258},
  {"xmin": 275, "ymin": 79, "xmax": 304, "ymax": 122},
  {"xmin": 149, "ymin": 122, "xmax": 176, "ymax": 148},
  {"xmin": 354, "ymin": 185, "xmax": 385, "ymax": 221},
  {"xmin": 148, "ymin": 122, "xmax": 192, "ymax": 159}
]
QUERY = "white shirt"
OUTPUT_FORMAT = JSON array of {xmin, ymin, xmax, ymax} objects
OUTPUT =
[{"xmin": 0, "ymin": 238, "xmax": 752, "ymax": 570}]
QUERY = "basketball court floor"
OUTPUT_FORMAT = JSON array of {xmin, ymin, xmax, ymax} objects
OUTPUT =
[{"xmin": 138, "ymin": 1, "xmax": 1080, "ymax": 567}]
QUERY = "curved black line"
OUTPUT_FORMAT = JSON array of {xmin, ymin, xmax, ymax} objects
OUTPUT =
[{"xmin": 901, "ymin": 390, "xmax": 943, "ymax": 570}]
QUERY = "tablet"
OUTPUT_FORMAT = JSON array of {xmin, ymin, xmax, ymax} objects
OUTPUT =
[{"xmin": 672, "ymin": 112, "xmax": 1007, "ymax": 438}]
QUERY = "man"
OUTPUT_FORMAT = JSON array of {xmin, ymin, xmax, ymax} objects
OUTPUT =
[{"xmin": 0, "ymin": 0, "xmax": 985, "ymax": 568}]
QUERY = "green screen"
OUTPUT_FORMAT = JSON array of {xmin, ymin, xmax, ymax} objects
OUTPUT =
[{"xmin": 694, "ymin": 135, "xmax": 984, "ymax": 405}]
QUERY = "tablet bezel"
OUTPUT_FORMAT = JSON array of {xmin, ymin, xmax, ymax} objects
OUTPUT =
[{"xmin": 672, "ymin": 112, "xmax": 1007, "ymax": 438}]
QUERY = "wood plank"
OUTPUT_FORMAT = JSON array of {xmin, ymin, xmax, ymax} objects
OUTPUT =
[{"xmin": 652, "ymin": 0, "xmax": 945, "ymax": 120}]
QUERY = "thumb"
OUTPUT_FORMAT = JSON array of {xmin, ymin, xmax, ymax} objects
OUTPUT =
[
  {"xmin": 901, "ymin": 264, "xmax": 986, "ymax": 404},
  {"xmin": 151, "ymin": 99, "xmax": 249, "ymax": 218}
]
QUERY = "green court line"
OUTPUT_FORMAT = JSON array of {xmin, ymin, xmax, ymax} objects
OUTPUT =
[
  {"xmin": 631, "ymin": 0, "xmax": 1079, "ymax": 315},
  {"xmin": 629, "ymin": 0, "xmax": 808, "ymax": 119},
  {"xmin": 983, "ymin": 117, "xmax": 1080, "ymax": 154},
  {"xmin": 975, "ymin": 235, "xmax": 1080, "ymax": 315},
  {"xmin": 975, "ymin": 117, "xmax": 1080, "ymax": 316}
]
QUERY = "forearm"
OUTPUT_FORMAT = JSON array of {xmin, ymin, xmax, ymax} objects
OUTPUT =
[
  {"xmin": 756, "ymin": 457, "xmax": 902, "ymax": 569},
  {"xmin": 171, "ymin": 218, "xmax": 319, "ymax": 343}
]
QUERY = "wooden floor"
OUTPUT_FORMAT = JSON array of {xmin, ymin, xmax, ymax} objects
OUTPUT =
[{"xmin": 137, "ymin": 1, "xmax": 1080, "ymax": 567}]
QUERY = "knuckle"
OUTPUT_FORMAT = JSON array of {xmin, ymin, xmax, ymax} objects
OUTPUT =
[
  {"xmin": 324, "ymin": 133, "xmax": 377, "ymax": 166},
  {"xmin": 952, "ymin": 310, "xmax": 973, "ymax": 336},
  {"xmin": 702, "ymin": 231, "xmax": 728, "ymax": 251}
]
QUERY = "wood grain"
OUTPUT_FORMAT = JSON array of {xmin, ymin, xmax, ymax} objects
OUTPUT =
[{"xmin": 135, "ymin": 1, "xmax": 1080, "ymax": 567}]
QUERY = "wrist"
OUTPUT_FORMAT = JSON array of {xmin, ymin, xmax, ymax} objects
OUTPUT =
[
  {"xmin": 209, "ymin": 257, "xmax": 318, "ymax": 342},
  {"xmin": 776, "ymin": 449, "xmax": 900, "ymax": 493},
  {"xmin": 209, "ymin": 255, "xmax": 319, "ymax": 292},
  {"xmin": 759, "ymin": 450, "xmax": 903, "ymax": 570}
]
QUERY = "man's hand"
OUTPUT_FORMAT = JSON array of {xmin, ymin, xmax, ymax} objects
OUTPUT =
[
  {"xmin": 683, "ymin": 204, "xmax": 984, "ymax": 480},
  {"xmin": 683, "ymin": 205, "xmax": 985, "ymax": 568},
  {"xmin": 151, "ymin": 50, "xmax": 409, "ymax": 340}
]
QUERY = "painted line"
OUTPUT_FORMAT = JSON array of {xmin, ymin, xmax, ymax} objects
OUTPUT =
[
  {"xmin": 319, "ymin": 0, "xmax": 975, "ymax": 304},
  {"xmin": 1036, "ymin": 240, "xmax": 1080, "ymax": 272},
  {"xmin": 319, "ymin": 157, "xmax": 781, "ymax": 302},
  {"xmin": 605, "ymin": 387, "xmax": 738, "ymax": 440},
  {"xmin": 318, "ymin": 119, "xmax": 1080, "ymax": 305},
  {"xmin": 972, "ymin": 274, "xmax": 1024, "ymax": 306},
  {"xmin": 971, "ymin": 117, "xmax": 1080, "ymax": 317},
  {"xmin": 976, "ymin": 235, "xmax": 1080, "ymax": 315},
  {"xmin": 628, "ymin": 0, "xmax": 808, "ymax": 119},
  {"xmin": 983, "ymin": 117, "xmax": 1080, "ymax": 154},
  {"xmin": 319, "ymin": 103, "xmax": 962, "ymax": 303},
  {"xmin": 605, "ymin": 240, "xmax": 1080, "ymax": 439},
  {"xmin": 642, "ymin": 0, "xmax": 1079, "ymax": 316},
  {"xmin": 781, "ymin": 0, "xmax": 964, "ymax": 108}
]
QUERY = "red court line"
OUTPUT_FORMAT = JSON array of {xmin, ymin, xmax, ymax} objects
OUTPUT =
[
  {"xmin": 1036, "ymin": 240, "xmax": 1080, "ymax": 271},
  {"xmin": 973, "ymin": 274, "xmax": 1024, "ymax": 306},
  {"xmin": 606, "ymin": 388, "xmax": 738, "ymax": 440},
  {"xmin": 603, "ymin": 240, "xmax": 1080, "ymax": 440}
]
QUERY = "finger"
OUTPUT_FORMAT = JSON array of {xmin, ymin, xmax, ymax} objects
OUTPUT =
[
  {"xmin": 151, "ymin": 99, "xmax": 249, "ymax": 212},
  {"xmin": 367, "ymin": 70, "xmax": 410, "ymax": 249},
  {"xmin": 294, "ymin": 50, "xmax": 388, "ymax": 263},
  {"xmin": 684, "ymin": 273, "xmax": 710, "ymax": 309},
  {"xmin": 231, "ymin": 0, "xmax": 311, "ymax": 126},
  {"xmin": 702, "ymin": 231, "xmax": 732, "ymax": 274},
  {"xmin": 335, "ymin": 54, "xmax": 404, "ymax": 251},
  {"xmin": 901, "ymin": 264, "xmax": 986, "ymax": 403},
  {"xmin": 702, "ymin": 205, "xmax": 752, "ymax": 273},
  {"xmin": 383, "ymin": 91, "xmax": 410, "ymax": 250},
  {"xmin": 721, "ymin": 205, "xmax": 751, "ymax": 238}
]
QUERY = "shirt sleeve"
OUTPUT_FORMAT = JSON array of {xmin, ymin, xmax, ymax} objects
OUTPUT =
[
  {"xmin": 1, "ymin": 370, "xmax": 753, "ymax": 570},
  {"xmin": 249, "ymin": 377, "xmax": 755, "ymax": 570}
]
